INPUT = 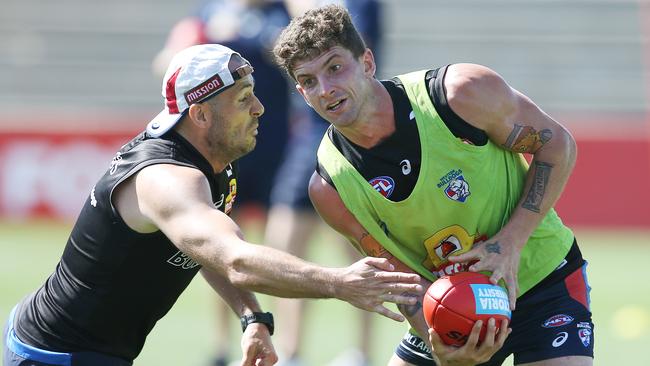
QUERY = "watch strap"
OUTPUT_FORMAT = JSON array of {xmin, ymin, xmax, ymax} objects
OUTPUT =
[{"xmin": 240, "ymin": 312, "xmax": 274, "ymax": 335}]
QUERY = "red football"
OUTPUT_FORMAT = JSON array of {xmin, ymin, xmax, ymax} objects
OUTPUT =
[{"xmin": 423, "ymin": 272, "xmax": 511, "ymax": 346}]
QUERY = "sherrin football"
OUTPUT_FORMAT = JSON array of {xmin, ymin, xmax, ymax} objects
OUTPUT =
[{"xmin": 423, "ymin": 272, "xmax": 511, "ymax": 346}]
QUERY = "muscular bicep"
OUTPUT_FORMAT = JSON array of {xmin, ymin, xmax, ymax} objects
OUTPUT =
[
  {"xmin": 445, "ymin": 63, "xmax": 570, "ymax": 154},
  {"xmin": 134, "ymin": 164, "xmax": 243, "ymax": 271}
]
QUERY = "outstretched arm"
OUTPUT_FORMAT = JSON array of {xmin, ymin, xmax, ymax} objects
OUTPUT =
[
  {"xmin": 308, "ymin": 172, "xmax": 432, "ymax": 345},
  {"xmin": 445, "ymin": 63, "xmax": 577, "ymax": 308},
  {"xmin": 127, "ymin": 163, "xmax": 422, "ymax": 321}
]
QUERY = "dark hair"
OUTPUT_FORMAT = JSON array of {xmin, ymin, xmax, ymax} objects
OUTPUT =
[{"xmin": 273, "ymin": 4, "xmax": 366, "ymax": 79}]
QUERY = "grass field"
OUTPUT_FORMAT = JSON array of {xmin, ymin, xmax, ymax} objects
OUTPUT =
[{"xmin": 1, "ymin": 220, "xmax": 649, "ymax": 366}]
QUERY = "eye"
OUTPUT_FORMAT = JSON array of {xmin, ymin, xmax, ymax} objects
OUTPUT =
[
  {"xmin": 301, "ymin": 77, "xmax": 315, "ymax": 88},
  {"xmin": 330, "ymin": 64, "xmax": 341, "ymax": 72},
  {"xmin": 239, "ymin": 93, "xmax": 252, "ymax": 103}
]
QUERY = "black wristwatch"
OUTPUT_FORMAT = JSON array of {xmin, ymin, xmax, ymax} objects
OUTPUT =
[{"xmin": 240, "ymin": 312, "xmax": 274, "ymax": 335}]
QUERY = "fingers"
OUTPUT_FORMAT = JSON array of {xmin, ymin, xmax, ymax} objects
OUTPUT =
[
  {"xmin": 379, "ymin": 282, "xmax": 424, "ymax": 296},
  {"xmin": 374, "ymin": 271, "xmax": 422, "ymax": 284},
  {"xmin": 373, "ymin": 304, "xmax": 406, "ymax": 322},
  {"xmin": 496, "ymin": 319, "xmax": 511, "ymax": 347},
  {"xmin": 506, "ymin": 279, "xmax": 517, "ymax": 310},
  {"xmin": 469, "ymin": 260, "xmax": 489, "ymax": 273},
  {"xmin": 255, "ymin": 356, "xmax": 276, "ymax": 366},
  {"xmin": 428, "ymin": 328, "xmax": 445, "ymax": 350},
  {"xmin": 240, "ymin": 353, "xmax": 252, "ymax": 366},
  {"xmin": 481, "ymin": 318, "xmax": 497, "ymax": 348},
  {"xmin": 448, "ymin": 248, "xmax": 479, "ymax": 263},
  {"xmin": 491, "ymin": 272, "xmax": 517, "ymax": 310},
  {"xmin": 428, "ymin": 328, "xmax": 458, "ymax": 359},
  {"xmin": 242, "ymin": 350, "xmax": 277, "ymax": 366},
  {"xmin": 385, "ymin": 294, "xmax": 420, "ymax": 310},
  {"xmin": 463, "ymin": 319, "xmax": 483, "ymax": 349},
  {"xmin": 362, "ymin": 256, "xmax": 393, "ymax": 270}
]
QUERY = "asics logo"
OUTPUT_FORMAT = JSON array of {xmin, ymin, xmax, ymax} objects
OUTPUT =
[
  {"xmin": 400, "ymin": 159, "xmax": 412, "ymax": 175},
  {"xmin": 552, "ymin": 332, "xmax": 568, "ymax": 347}
]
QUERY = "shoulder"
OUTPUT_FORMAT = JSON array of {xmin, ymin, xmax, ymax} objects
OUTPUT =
[
  {"xmin": 444, "ymin": 63, "xmax": 518, "ymax": 129},
  {"xmin": 308, "ymin": 170, "xmax": 337, "ymax": 206},
  {"xmin": 445, "ymin": 63, "xmax": 511, "ymax": 102},
  {"xmin": 137, "ymin": 163, "xmax": 211, "ymax": 200},
  {"xmin": 112, "ymin": 163, "xmax": 208, "ymax": 232},
  {"xmin": 135, "ymin": 164, "xmax": 211, "ymax": 218}
]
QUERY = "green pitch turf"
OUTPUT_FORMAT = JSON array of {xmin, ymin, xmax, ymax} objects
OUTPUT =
[{"xmin": 1, "ymin": 220, "xmax": 648, "ymax": 365}]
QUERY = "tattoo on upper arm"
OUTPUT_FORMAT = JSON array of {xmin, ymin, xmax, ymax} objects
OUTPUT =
[
  {"xmin": 503, "ymin": 124, "xmax": 552, "ymax": 153},
  {"xmin": 359, "ymin": 232, "xmax": 389, "ymax": 257},
  {"xmin": 397, "ymin": 295, "xmax": 422, "ymax": 317},
  {"xmin": 522, "ymin": 161, "xmax": 553, "ymax": 213}
]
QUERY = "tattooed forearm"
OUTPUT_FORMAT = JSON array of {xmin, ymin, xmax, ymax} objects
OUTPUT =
[
  {"xmin": 503, "ymin": 123, "xmax": 552, "ymax": 153},
  {"xmin": 522, "ymin": 161, "xmax": 553, "ymax": 213},
  {"xmin": 485, "ymin": 241, "xmax": 501, "ymax": 254},
  {"xmin": 397, "ymin": 294, "xmax": 422, "ymax": 317}
]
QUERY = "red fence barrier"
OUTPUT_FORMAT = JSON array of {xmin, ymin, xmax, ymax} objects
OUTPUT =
[
  {"xmin": 555, "ymin": 136, "xmax": 650, "ymax": 228},
  {"xmin": 1, "ymin": 130, "xmax": 649, "ymax": 228},
  {"xmin": 0, "ymin": 132, "xmax": 134, "ymax": 219}
]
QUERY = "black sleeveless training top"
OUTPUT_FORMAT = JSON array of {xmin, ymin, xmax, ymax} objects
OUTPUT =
[{"xmin": 14, "ymin": 131, "xmax": 237, "ymax": 361}]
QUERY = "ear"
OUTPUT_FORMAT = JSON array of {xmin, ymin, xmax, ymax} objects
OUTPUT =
[
  {"xmin": 187, "ymin": 103, "xmax": 211, "ymax": 129},
  {"xmin": 362, "ymin": 48, "xmax": 376, "ymax": 77},
  {"xmin": 295, "ymin": 84, "xmax": 313, "ymax": 108}
]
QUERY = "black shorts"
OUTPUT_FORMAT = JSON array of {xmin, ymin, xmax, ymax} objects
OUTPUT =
[
  {"xmin": 4, "ymin": 306, "xmax": 132, "ymax": 366},
  {"xmin": 396, "ymin": 260, "xmax": 594, "ymax": 365}
]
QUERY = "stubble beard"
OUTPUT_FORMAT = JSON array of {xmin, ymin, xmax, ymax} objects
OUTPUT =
[{"xmin": 205, "ymin": 116, "xmax": 257, "ymax": 163}]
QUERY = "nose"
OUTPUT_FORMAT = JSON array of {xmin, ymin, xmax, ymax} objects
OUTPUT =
[
  {"xmin": 251, "ymin": 95, "xmax": 264, "ymax": 118},
  {"xmin": 317, "ymin": 76, "xmax": 335, "ymax": 98}
]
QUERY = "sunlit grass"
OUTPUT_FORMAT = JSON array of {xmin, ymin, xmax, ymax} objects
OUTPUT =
[{"xmin": 1, "ymin": 220, "xmax": 648, "ymax": 365}]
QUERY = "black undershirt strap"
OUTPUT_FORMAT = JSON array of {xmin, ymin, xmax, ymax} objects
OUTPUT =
[{"xmin": 316, "ymin": 66, "xmax": 488, "ymax": 199}]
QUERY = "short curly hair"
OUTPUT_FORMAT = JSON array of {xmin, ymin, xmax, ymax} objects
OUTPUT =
[{"xmin": 273, "ymin": 4, "xmax": 366, "ymax": 79}]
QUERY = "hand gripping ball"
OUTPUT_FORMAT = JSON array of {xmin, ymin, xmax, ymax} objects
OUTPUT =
[{"xmin": 423, "ymin": 272, "xmax": 511, "ymax": 346}]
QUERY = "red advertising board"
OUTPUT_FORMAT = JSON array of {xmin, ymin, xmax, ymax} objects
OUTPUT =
[
  {"xmin": 0, "ymin": 132, "xmax": 136, "ymax": 219},
  {"xmin": 0, "ymin": 130, "xmax": 649, "ymax": 228}
]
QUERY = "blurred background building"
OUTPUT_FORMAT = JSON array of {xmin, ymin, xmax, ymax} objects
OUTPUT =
[{"xmin": 1, "ymin": 0, "xmax": 648, "ymax": 227}]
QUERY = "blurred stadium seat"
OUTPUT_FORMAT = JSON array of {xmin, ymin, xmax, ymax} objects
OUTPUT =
[{"xmin": 0, "ymin": 0, "xmax": 648, "ymax": 225}]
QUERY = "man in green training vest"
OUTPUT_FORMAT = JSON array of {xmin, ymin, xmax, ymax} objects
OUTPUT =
[{"xmin": 273, "ymin": 4, "xmax": 593, "ymax": 366}]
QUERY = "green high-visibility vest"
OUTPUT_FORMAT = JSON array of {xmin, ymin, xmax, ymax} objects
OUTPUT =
[{"xmin": 317, "ymin": 70, "xmax": 574, "ymax": 296}]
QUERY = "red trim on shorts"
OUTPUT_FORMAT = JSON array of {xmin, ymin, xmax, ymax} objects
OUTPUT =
[{"xmin": 564, "ymin": 266, "xmax": 589, "ymax": 310}]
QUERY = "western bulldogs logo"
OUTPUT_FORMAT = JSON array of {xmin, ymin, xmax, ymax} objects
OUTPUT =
[
  {"xmin": 445, "ymin": 176, "xmax": 471, "ymax": 202},
  {"xmin": 167, "ymin": 251, "xmax": 200, "ymax": 270},
  {"xmin": 434, "ymin": 235, "xmax": 462, "ymax": 260},
  {"xmin": 369, "ymin": 176, "xmax": 395, "ymax": 198},
  {"xmin": 225, "ymin": 178, "xmax": 237, "ymax": 215},
  {"xmin": 542, "ymin": 314, "xmax": 574, "ymax": 328},
  {"xmin": 578, "ymin": 328, "xmax": 591, "ymax": 347}
]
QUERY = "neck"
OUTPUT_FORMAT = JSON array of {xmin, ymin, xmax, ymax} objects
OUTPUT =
[
  {"xmin": 175, "ymin": 126, "xmax": 229, "ymax": 174},
  {"xmin": 336, "ymin": 79, "xmax": 395, "ymax": 149}
]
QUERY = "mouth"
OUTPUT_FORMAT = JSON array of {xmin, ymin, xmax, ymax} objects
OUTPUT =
[{"xmin": 326, "ymin": 98, "xmax": 346, "ymax": 112}]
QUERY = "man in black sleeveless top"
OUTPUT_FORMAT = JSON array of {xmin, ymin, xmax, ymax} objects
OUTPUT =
[{"xmin": 2, "ymin": 44, "xmax": 423, "ymax": 366}]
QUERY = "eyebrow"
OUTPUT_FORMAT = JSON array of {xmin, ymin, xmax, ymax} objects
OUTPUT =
[
  {"xmin": 295, "ymin": 54, "xmax": 339, "ymax": 80},
  {"xmin": 236, "ymin": 79, "xmax": 254, "ymax": 91}
]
